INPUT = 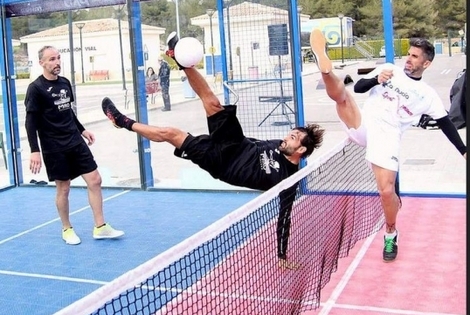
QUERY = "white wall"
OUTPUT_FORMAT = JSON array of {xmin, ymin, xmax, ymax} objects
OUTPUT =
[{"xmin": 25, "ymin": 30, "xmax": 162, "ymax": 82}]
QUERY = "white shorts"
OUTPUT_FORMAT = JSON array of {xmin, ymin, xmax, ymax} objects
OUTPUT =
[{"xmin": 340, "ymin": 119, "xmax": 400, "ymax": 172}]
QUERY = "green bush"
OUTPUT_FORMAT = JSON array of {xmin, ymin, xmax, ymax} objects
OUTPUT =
[{"xmin": 16, "ymin": 73, "xmax": 30, "ymax": 79}]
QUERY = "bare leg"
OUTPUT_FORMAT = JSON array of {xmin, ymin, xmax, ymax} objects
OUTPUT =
[
  {"xmin": 182, "ymin": 67, "xmax": 224, "ymax": 117},
  {"xmin": 102, "ymin": 98, "xmax": 189, "ymax": 149},
  {"xmin": 371, "ymin": 164, "xmax": 400, "ymax": 233},
  {"xmin": 310, "ymin": 29, "xmax": 362, "ymax": 129},
  {"xmin": 81, "ymin": 169, "xmax": 105, "ymax": 227},
  {"xmin": 55, "ymin": 180, "xmax": 72, "ymax": 229},
  {"xmin": 131, "ymin": 124, "xmax": 189, "ymax": 149}
]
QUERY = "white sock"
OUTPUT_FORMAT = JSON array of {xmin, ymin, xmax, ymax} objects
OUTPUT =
[{"xmin": 385, "ymin": 230, "xmax": 397, "ymax": 239}]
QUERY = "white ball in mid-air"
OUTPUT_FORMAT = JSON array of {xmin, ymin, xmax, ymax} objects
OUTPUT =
[{"xmin": 174, "ymin": 37, "xmax": 204, "ymax": 68}]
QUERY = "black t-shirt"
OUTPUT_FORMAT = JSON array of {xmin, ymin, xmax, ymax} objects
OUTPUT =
[
  {"xmin": 219, "ymin": 138, "xmax": 299, "ymax": 191},
  {"xmin": 25, "ymin": 75, "xmax": 83, "ymax": 153}
]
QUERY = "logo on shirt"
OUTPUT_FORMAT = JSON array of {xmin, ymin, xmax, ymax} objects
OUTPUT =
[
  {"xmin": 259, "ymin": 150, "xmax": 280, "ymax": 174},
  {"xmin": 52, "ymin": 89, "xmax": 71, "ymax": 111}
]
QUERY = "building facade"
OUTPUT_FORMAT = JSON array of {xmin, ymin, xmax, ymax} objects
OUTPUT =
[{"xmin": 20, "ymin": 18, "xmax": 165, "ymax": 82}]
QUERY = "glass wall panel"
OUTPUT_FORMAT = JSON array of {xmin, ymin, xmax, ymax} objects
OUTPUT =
[{"xmin": 4, "ymin": 2, "xmax": 148, "ymax": 188}]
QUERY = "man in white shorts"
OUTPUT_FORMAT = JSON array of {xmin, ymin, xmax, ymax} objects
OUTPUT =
[{"xmin": 310, "ymin": 29, "xmax": 466, "ymax": 262}]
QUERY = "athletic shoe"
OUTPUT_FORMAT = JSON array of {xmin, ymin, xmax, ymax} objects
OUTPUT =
[
  {"xmin": 165, "ymin": 31, "xmax": 185, "ymax": 70},
  {"xmin": 383, "ymin": 233, "xmax": 398, "ymax": 262},
  {"xmin": 309, "ymin": 29, "xmax": 332, "ymax": 74},
  {"xmin": 93, "ymin": 223, "xmax": 125, "ymax": 240},
  {"xmin": 101, "ymin": 97, "xmax": 135, "ymax": 131},
  {"xmin": 62, "ymin": 227, "xmax": 81, "ymax": 245}
]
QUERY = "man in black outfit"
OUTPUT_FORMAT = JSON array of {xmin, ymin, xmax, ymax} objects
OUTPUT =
[
  {"xmin": 25, "ymin": 45, "xmax": 124, "ymax": 245},
  {"xmin": 102, "ymin": 33, "xmax": 325, "ymax": 269}
]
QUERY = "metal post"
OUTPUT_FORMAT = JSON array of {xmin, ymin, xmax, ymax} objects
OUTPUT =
[
  {"xmin": 207, "ymin": 9, "xmax": 215, "ymax": 77},
  {"xmin": 68, "ymin": 12, "xmax": 77, "ymax": 115},
  {"xmin": 224, "ymin": 0, "xmax": 233, "ymax": 80},
  {"xmin": 297, "ymin": 5, "xmax": 303, "ymax": 70},
  {"xmin": 75, "ymin": 22, "xmax": 85, "ymax": 83},
  {"xmin": 117, "ymin": 7, "xmax": 127, "ymax": 90},
  {"xmin": 175, "ymin": 0, "xmax": 180, "ymax": 38},
  {"xmin": 338, "ymin": 14, "xmax": 344, "ymax": 64},
  {"xmin": 447, "ymin": 29, "xmax": 452, "ymax": 57}
]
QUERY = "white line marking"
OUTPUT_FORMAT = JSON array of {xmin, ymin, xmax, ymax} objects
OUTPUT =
[
  {"xmin": 441, "ymin": 69, "xmax": 451, "ymax": 75},
  {"xmin": 332, "ymin": 302, "xmax": 464, "ymax": 315},
  {"xmin": 0, "ymin": 269, "xmax": 108, "ymax": 285},
  {"xmin": 0, "ymin": 190, "xmax": 131, "ymax": 245},
  {"xmin": 318, "ymin": 231, "xmax": 378, "ymax": 315}
]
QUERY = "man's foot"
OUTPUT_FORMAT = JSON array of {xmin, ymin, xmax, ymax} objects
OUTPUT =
[
  {"xmin": 161, "ymin": 107, "xmax": 171, "ymax": 112},
  {"xmin": 278, "ymin": 258, "xmax": 301, "ymax": 270},
  {"xmin": 383, "ymin": 233, "xmax": 398, "ymax": 262},
  {"xmin": 101, "ymin": 97, "xmax": 135, "ymax": 131},
  {"xmin": 165, "ymin": 31, "xmax": 185, "ymax": 70},
  {"xmin": 310, "ymin": 29, "xmax": 332, "ymax": 74},
  {"xmin": 93, "ymin": 223, "xmax": 125, "ymax": 240},
  {"xmin": 62, "ymin": 227, "xmax": 81, "ymax": 245}
]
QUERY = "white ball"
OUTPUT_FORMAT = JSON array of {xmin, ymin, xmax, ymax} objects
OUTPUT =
[{"xmin": 174, "ymin": 37, "xmax": 204, "ymax": 68}]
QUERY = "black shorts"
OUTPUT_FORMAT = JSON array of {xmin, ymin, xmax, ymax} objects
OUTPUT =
[
  {"xmin": 174, "ymin": 105, "xmax": 244, "ymax": 178},
  {"xmin": 42, "ymin": 142, "xmax": 98, "ymax": 181}
]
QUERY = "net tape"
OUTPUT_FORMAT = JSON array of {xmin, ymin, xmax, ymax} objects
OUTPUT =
[{"xmin": 56, "ymin": 139, "xmax": 383, "ymax": 315}]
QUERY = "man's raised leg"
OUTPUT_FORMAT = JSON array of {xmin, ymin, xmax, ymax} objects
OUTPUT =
[
  {"xmin": 165, "ymin": 32, "xmax": 224, "ymax": 117},
  {"xmin": 101, "ymin": 97, "xmax": 188, "ymax": 148},
  {"xmin": 310, "ymin": 29, "xmax": 361, "ymax": 130},
  {"xmin": 183, "ymin": 68, "xmax": 224, "ymax": 117}
]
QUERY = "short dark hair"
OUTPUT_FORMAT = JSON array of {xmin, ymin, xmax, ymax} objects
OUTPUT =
[
  {"xmin": 294, "ymin": 123, "xmax": 325, "ymax": 158},
  {"xmin": 409, "ymin": 38, "xmax": 435, "ymax": 61},
  {"xmin": 38, "ymin": 45, "xmax": 55, "ymax": 60}
]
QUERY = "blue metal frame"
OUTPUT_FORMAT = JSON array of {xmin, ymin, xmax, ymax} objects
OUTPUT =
[
  {"xmin": 216, "ymin": 0, "xmax": 231, "ymax": 105},
  {"xmin": 382, "ymin": 0, "xmax": 395, "ymax": 64},
  {"xmin": 127, "ymin": 0, "xmax": 154, "ymax": 189},
  {"xmin": 0, "ymin": 12, "xmax": 22, "ymax": 186}
]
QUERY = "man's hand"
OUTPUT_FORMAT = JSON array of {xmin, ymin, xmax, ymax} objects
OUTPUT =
[
  {"xmin": 378, "ymin": 69, "xmax": 393, "ymax": 84},
  {"xmin": 30, "ymin": 152, "xmax": 42, "ymax": 174},
  {"xmin": 82, "ymin": 130, "xmax": 95, "ymax": 146}
]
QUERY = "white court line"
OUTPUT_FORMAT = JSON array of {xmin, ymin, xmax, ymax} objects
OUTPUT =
[
  {"xmin": 318, "ymin": 231, "xmax": 378, "ymax": 315},
  {"xmin": 0, "ymin": 269, "xmax": 108, "ymax": 285},
  {"xmin": 0, "ymin": 190, "xmax": 131, "ymax": 245},
  {"xmin": 440, "ymin": 69, "xmax": 451, "ymax": 75},
  {"xmin": 332, "ymin": 303, "xmax": 464, "ymax": 315}
]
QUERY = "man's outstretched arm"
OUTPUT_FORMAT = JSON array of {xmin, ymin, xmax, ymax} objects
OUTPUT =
[{"xmin": 435, "ymin": 115, "xmax": 467, "ymax": 158}]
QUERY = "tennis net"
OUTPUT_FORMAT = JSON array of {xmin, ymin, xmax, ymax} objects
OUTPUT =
[{"xmin": 55, "ymin": 139, "xmax": 383, "ymax": 315}]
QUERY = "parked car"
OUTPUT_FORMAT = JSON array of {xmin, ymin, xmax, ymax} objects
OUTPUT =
[{"xmin": 379, "ymin": 46, "xmax": 386, "ymax": 57}]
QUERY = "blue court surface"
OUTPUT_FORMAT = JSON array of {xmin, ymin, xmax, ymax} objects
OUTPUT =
[{"xmin": 0, "ymin": 186, "xmax": 260, "ymax": 314}]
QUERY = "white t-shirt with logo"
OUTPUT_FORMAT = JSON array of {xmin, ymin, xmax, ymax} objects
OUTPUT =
[{"xmin": 363, "ymin": 63, "xmax": 448, "ymax": 133}]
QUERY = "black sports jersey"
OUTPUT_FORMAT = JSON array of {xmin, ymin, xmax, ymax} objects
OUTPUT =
[
  {"xmin": 220, "ymin": 138, "xmax": 299, "ymax": 191},
  {"xmin": 25, "ymin": 75, "xmax": 83, "ymax": 153}
]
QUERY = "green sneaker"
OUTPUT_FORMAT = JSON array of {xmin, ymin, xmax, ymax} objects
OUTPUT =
[
  {"xmin": 383, "ymin": 234, "xmax": 398, "ymax": 262},
  {"xmin": 93, "ymin": 223, "xmax": 124, "ymax": 240},
  {"xmin": 62, "ymin": 227, "xmax": 81, "ymax": 245}
]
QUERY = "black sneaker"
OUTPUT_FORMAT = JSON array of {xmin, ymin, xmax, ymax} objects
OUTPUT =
[
  {"xmin": 101, "ymin": 97, "xmax": 135, "ymax": 130},
  {"xmin": 165, "ymin": 31, "xmax": 185, "ymax": 70},
  {"xmin": 383, "ymin": 234, "xmax": 398, "ymax": 262}
]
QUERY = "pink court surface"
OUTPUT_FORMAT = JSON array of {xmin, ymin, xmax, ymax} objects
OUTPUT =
[
  {"xmin": 155, "ymin": 196, "xmax": 465, "ymax": 315},
  {"xmin": 303, "ymin": 196, "xmax": 466, "ymax": 315}
]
